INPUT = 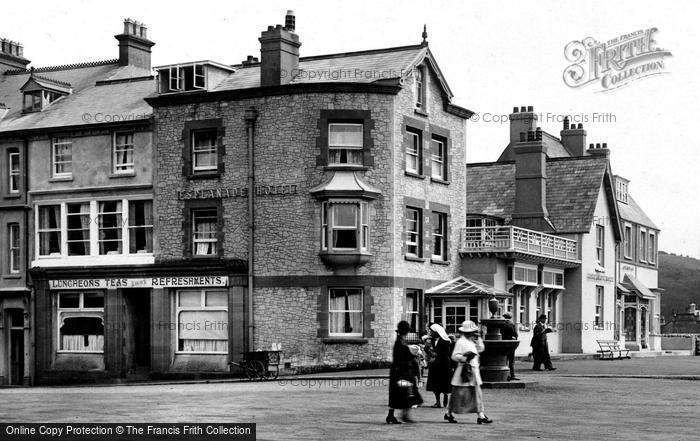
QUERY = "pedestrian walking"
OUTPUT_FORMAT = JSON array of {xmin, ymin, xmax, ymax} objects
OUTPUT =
[
  {"xmin": 386, "ymin": 320, "xmax": 423, "ymax": 424},
  {"xmin": 425, "ymin": 323, "xmax": 453, "ymax": 408},
  {"xmin": 501, "ymin": 312, "xmax": 519, "ymax": 380},
  {"xmin": 531, "ymin": 314, "xmax": 556, "ymax": 371},
  {"xmin": 444, "ymin": 320, "xmax": 493, "ymax": 424}
]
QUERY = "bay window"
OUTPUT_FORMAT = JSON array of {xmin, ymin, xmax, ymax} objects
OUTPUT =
[
  {"xmin": 57, "ymin": 292, "xmax": 104, "ymax": 353},
  {"xmin": 66, "ymin": 202, "xmax": 91, "ymax": 256},
  {"xmin": 98, "ymin": 201, "xmax": 123, "ymax": 255},
  {"xmin": 329, "ymin": 288, "xmax": 363, "ymax": 337},
  {"xmin": 38, "ymin": 205, "xmax": 61, "ymax": 256},
  {"xmin": 177, "ymin": 290, "xmax": 228, "ymax": 353},
  {"xmin": 321, "ymin": 201, "xmax": 369, "ymax": 252},
  {"xmin": 129, "ymin": 200, "xmax": 153, "ymax": 253},
  {"xmin": 328, "ymin": 123, "xmax": 363, "ymax": 166}
]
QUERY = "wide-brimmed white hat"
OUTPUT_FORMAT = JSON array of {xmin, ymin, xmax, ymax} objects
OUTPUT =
[{"xmin": 458, "ymin": 320, "xmax": 479, "ymax": 334}]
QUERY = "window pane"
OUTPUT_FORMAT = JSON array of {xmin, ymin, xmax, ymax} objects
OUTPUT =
[
  {"xmin": 83, "ymin": 293, "xmax": 104, "ymax": 309},
  {"xmin": 60, "ymin": 317, "xmax": 104, "ymax": 352},
  {"xmin": 98, "ymin": 201, "xmax": 123, "ymax": 254},
  {"xmin": 329, "ymin": 124, "xmax": 363, "ymax": 147},
  {"xmin": 179, "ymin": 291, "xmax": 202, "ymax": 307},
  {"xmin": 192, "ymin": 129, "xmax": 218, "ymax": 171},
  {"xmin": 39, "ymin": 205, "xmax": 61, "ymax": 255},
  {"xmin": 333, "ymin": 230, "xmax": 357, "ymax": 248},
  {"xmin": 193, "ymin": 209, "xmax": 218, "ymax": 255},
  {"xmin": 59, "ymin": 293, "xmax": 80, "ymax": 309},
  {"xmin": 205, "ymin": 291, "xmax": 228, "ymax": 307},
  {"xmin": 67, "ymin": 203, "xmax": 91, "ymax": 256},
  {"xmin": 332, "ymin": 205, "xmax": 356, "ymax": 227},
  {"xmin": 329, "ymin": 288, "xmax": 363, "ymax": 335},
  {"xmin": 129, "ymin": 200, "xmax": 153, "ymax": 253}
]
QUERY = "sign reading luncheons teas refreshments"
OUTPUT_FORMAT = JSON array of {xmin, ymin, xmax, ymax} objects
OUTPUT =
[{"xmin": 49, "ymin": 276, "xmax": 228, "ymax": 290}]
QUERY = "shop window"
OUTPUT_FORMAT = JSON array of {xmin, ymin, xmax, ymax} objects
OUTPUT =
[
  {"xmin": 176, "ymin": 290, "xmax": 228, "ymax": 353},
  {"xmin": 52, "ymin": 137, "xmax": 72, "ymax": 178},
  {"xmin": 328, "ymin": 123, "xmax": 363, "ymax": 166},
  {"xmin": 128, "ymin": 200, "xmax": 153, "ymax": 253},
  {"xmin": 98, "ymin": 201, "xmax": 123, "ymax": 255},
  {"xmin": 431, "ymin": 211, "xmax": 447, "ymax": 260},
  {"xmin": 38, "ymin": 205, "xmax": 61, "ymax": 256},
  {"xmin": 405, "ymin": 128, "xmax": 422, "ymax": 174},
  {"xmin": 405, "ymin": 207, "xmax": 422, "ymax": 257},
  {"xmin": 9, "ymin": 223, "xmax": 20, "ymax": 273},
  {"xmin": 67, "ymin": 203, "xmax": 90, "ymax": 256},
  {"xmin": 57, "ymin": 292, "xmax": 104, "ymax": 353},
  {"xmin": 430, "ymin": 136, "xmax": 447, "ymax": 180},
  {"xmin": 192, "ymin": 208, "xmax": 218, "ymax": 256},
  {"xmin": 321, "ymin": 201, "xmax": 368, "ymax": 252},
  {"xmin": 405, "ymin": 289, "xmax": 421, "ymax": 332},
  {"xmin": 329, "ymin": 288, "xmax": 363, "ymax": 337},
  {"xmin": 113, "ymin": 133, "xmax": 135, "ymax": 174},
  {"xmin": 8, "ymin": 148, "xmax": 20, "ymax": 193}
]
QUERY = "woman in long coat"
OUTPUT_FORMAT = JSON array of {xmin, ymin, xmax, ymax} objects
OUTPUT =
[
  {"xmin": 444, "ymin": 320, "xmax": 493, "ymax": 424},
  {"xmin": 387, "ymin": 320, "xmax": 423, "ymax": 424},
  {"xmin": 426, "ymin": 323, "xmax": 453, "ymax": 408}
]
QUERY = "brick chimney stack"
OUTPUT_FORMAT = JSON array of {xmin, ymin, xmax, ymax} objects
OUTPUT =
[
  {"xmin": 509, "ymin": 105, "xmax": 537, "ymax": 145},
  {"xmin": 259, "ymin": 11, "xmax": 301, "ymax": 87},
  {"xmin": 561, "ymin": 120, "xmax": 588, "ymax": 156},
  {"xmin": 115, "ymin": 18, "xmax": 155, "ymax": 70},
  {"xmin": 0, "ymin": 38, "xmax": 31, "ymax": 72},
  {"xmin": 512, "ymin": 127, "xmax": 555, "ymax": 233},
  {"xmin": 587, "ymin": 142, "xmax": 610, "ymax": 157}
]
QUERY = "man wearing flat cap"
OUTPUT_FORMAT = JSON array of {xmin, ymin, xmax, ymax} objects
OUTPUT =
[{"xmin": 501, "ymin": 312, "xmax": 519, "ymax": 381}]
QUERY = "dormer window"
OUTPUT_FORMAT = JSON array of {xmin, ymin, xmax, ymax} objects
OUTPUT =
[
  {"xmin": 156, "ymin": 61, "xmax": 235, "ymax": 93},
  {"xmin": 615, "ymin": 176, "xmax": 629, "ymax": 204},
  {"xmin": 20, "ymin": 74, "xmax": 71, "ymax": 113}
]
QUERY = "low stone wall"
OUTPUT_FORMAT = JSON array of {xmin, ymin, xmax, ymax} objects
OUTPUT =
[{"xmin": 659, "ymin": 334, "xmax": 697, "ymax": 351}]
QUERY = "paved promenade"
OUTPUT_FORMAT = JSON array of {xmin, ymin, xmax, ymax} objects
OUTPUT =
[{"xmin": 0, "ymin": 357, "xmax": 698, "ymax": 441}]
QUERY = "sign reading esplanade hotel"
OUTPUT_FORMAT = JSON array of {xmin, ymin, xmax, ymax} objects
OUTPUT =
[{"xmin": 49, "ymin": 276, "xmax": 229, "ymax": 290}]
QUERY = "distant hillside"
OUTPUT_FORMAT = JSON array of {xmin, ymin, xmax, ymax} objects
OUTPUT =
[{"xmin": 658, "ymin": 251, "xmax": 700, "ymax": 321}]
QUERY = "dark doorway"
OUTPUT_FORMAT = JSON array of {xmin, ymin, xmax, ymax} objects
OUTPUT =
[
  {"xmin": 123, "ymin": 290, "xmax": 151, "ymax": 374},
  {"xmin": 8, "ymin": 309, "xmax": 24, "ymax": 385}
]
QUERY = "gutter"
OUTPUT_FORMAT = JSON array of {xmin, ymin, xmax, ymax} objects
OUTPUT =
[{"xmin": 244, "ymin": 107, "xmax": 258, "ymax": 352}]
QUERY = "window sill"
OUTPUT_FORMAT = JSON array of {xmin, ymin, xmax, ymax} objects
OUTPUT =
[
  {"xmin": 187, "ymin": 172, "xmax": 222, "ymax": 180},
  {"xmin": 324, "ymin": 165, "xmax": 368, "ymax": 171},
  {"xmin": 430, "ymin": 258, "xmax": 450, "ymax": 266},
  {"xmin": 3, "ymin": 193, "xmax": 21, "ymax": 199},
  {"xmin": 414, "ymin": 109, "xmax": 429, "ymax": 118},
  {"xmin": 404, "ymin": 171, "xmax": 425, "ymax": 179},
  {"xmin": 109, "ymin": 172, "xmax": 136, "ymax": 178},
  {"xmin": 3, "ymin": 274, "xmax": 22, "ymax": 279},
  {"xmin": 430, "ymin": 177, "xmax": 450, "ymax": 185},
  {"xmin": 49, "ymin": 176, "xmax": 73, "ymax": 183},
  {"xmin": 404, "ymin": 255, "xmax": 425, "ymax": 263},
  {"xmin": 319, "ymin": 251, "xmax": 371, "ymax": 268},
  {"xmin": 322, "ymin": 337, "xmax": 368, "ymax": 344}
]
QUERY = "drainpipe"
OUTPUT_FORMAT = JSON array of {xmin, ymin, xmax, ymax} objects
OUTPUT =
[
  {"xmin": 244, "ymin": 107, "xmax": 258, "ymax": 352},
  {"xmin": 23, "ymin": 135, "xmax": 34, "ymax": 385}
]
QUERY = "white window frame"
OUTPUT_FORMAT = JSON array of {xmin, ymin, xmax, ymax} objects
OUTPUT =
[
  {"xmin": 8, "ymin": 149, "xmax": 20, "ymax": 193},
  {"xmin": 639, "ymin": 228, "xmax": 647, "ymax": 263},
  {"xmin": 406, "ymin": 130, "xmax": 421, "ymax": 174},
  {"xmin": 9, "ymin": 223, "xmax": 20, "ymax": 274},
  {"xmin": 175, "ymin": 290, "xmax": 229, "ymax": 354},
  {"xmin": 509, "ymin": 264, "xmax": 538, "ymax": 286},
  {"xmin": 52, "ymin": 137, "xmax": 73, "ymax": 178},
  {"xmin": 128, "ymin": 200, "xmax": 154, "ymax": 254},
  {"xmin": 328, "ymin": 287, "xmax": 364, "ymax": 337},
  {"xmin": 542, "ymin": 269, "xmax": 564, "ymax": 289},
  {"xmin": 112, "ymin": 132, "xmax": 135, "ymax": 174},
  {"xmin": 66, "ymin": 202, "xmax": 91, "ymax": 256},
  {"xmin": 595, "ymin": 224, "xmax": 605, "ymax": 266},
  {"xmin": 192, "ymin": 208, "xmax": 219, "ymax": 256},
  {"xmin": 405, "ymin": 288, "xmax": 421, "ymax": 332},
  {"xmin": 517, "ymin": 289, "xmax": 529, "ymax": 326},
  {"xmin": 430, "ymin": 137, "xmax": 446, "ymax": 180},
  {"xmin": 37, "ymin": 204, "xmax": 62, "ymax": 257},
  {"xmin": 328, "ymin": 123, "xmax": 363, "ymax": 166},
  {"xmin": 431, "ymin": 211, "xmax": 447, "ymax": 260},
  {"xmin": 97, "ymin": 200, "xmax": 123, "ymax": 255},
  {"xmin": 193, "ymin": 64, "xmax": 206, "ymax": 89},
  {"xmin": 595, "ymin": 286, "xmax": 604, "ymax": 329},
  {"xmin": 56, "ymin": 292, "xmax": 105, "ymax": 354},
  {"xmin": 192, "ymin": 129, "xmax": 218, "ymax": 172},
  {"xmin": 406, "ymin": 207, "xmax": 421, "ymax": 257},
  {"xmin": 440, "ymin": 301, "xmax": 479, "ymax": 335},
  {"xmin": 415, "ymin": 66, "xmax": 425, "ymax": 109},
  {"xmin": 623, "ymin": 223, "xmax": 632, "ymax": 259},
  {"xmin": 648, "ymin": 231, "xmax": 656, "ymax": 264},
  {"xmin": 321, "ymin": 201, "xmax": 368, "ymax": 252},
  {"xmin": 169, "ymin": 65, "xmax": 184, "ymax": 91}
]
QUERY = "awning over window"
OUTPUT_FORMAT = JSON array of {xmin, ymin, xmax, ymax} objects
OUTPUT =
[
  {"xmin": 426, "ymin": 276, "xmax": 513, "ymax": 298},
  {"xmin": 309, "ymin": 171, "xmax": 381, "ymax": 199},
  {"xmin": 620, "ymin": 274, "xmax": 656, "ymax": 300}
]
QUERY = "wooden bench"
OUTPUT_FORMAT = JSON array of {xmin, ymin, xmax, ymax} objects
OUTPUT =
[{"xmin": 596, "ymin": 340, "xmax": 631, "ymax": 360}]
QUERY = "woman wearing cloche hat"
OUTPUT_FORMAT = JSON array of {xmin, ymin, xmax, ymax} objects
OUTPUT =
[
  {"xmin": 444, "ymin": 320, "xmax": 493, "ymax": 424},
  {"xmin": 386, "ymin": 320, "xmax": 423, "ymax": 424}
]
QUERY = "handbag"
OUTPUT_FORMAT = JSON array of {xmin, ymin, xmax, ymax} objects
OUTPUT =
[
  {"xmin": 395, "ymin": 379, "xmax": 415, "ymax": 400},
  {"xmin": 460, "ymin": 363, "xmax": 473, "ymax": 383}
]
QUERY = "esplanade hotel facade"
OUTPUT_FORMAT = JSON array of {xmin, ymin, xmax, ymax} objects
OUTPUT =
[{"xmin": 0, "ymin": 11, "xmax": 661, "ymax": 384}]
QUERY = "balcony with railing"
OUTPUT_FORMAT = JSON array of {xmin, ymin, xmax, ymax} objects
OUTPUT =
[{"xmin": 459, "ymin": 225, "xmax": 579, "ymax": 264}]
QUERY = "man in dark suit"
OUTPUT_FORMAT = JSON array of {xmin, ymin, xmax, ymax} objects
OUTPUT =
[
  {"xmin": 530, "ymin": 314, "xmax": 556, "ymax": 371},
  {"xmin": 501, "ymin": 312, "xmax": 519, "ymax": 380}
]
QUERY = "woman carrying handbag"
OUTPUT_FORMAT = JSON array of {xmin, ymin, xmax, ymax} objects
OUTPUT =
[
  {"xmin": 386, "ymin": 320, "xmax": 423, "ymax": 424},
  {"xmin": 444, "ymin": 320, "xmax": 493, "ymax": 425}
]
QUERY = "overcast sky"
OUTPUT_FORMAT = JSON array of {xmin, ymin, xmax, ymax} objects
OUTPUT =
[{"xmin": 3, "ymin": 0, "xmax": 699, "ymax": 258}]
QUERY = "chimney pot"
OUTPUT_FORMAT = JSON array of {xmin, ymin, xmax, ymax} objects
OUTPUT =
[
  {"xmin": 602, "ymin": 142, "xmax": 608, "ymax": 149},
  {"xmin": 595, "ymin": 143, "xmax": 601, "ymax": 149},
  {"xmin": 116, "ymin": 18, "xmax": 154, "ymax": 69},
  {"xmin": 527, "ymin": 105, "xmax": 534, "ymax": 112},
  {"xmin": 589, "ymin": 143, "xmax": 594, "ymax": 149},
  {"xmin": 578, "ymin": 123, "xmax": 583, "ymax": 129},
  {"xmin": 563, "ymin": 116, "xmax": 570, "ymax": 131},
  {"xmin": 535, "ymin": 127, "xmax": 542, "ymax": 141},
  {"xmin": 520, "ymin": 106, "xmax": 526, "ymax": 112},
  {"xmin": 527, "ymin": 130, "xmax": 535, "ymax": 141},
  {"xmin": 285, "ymin": 10, "xmax": 296, "ymax": 32},
  {"xmin": 513, "ymin": 107, "xmax": 519, "ymax": 113}
]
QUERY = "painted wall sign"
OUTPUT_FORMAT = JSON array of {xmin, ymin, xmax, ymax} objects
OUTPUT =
[
  {"xmin": 621, "ymin": 264, "xmax": 636, "ymax": 274},
  {"xmin": 586, "ymin": 273, "xmax": 614, "ymax": 283},
  {"xmin": 177, "ymin": 185, "xmax": 298, "ymax": 200},
  {"xmin": 49, "ymin": 276, "xmax": 228, "ymax": 290}
]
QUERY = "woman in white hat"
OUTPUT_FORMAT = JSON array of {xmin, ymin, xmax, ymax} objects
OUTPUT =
[
  {"xmin": 444, "ymin": 320, "xmax": 493, "ymax": 424},
  {"xmin": 426, "ymin": 323, "xmax": 453, "ymax": 408}
]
